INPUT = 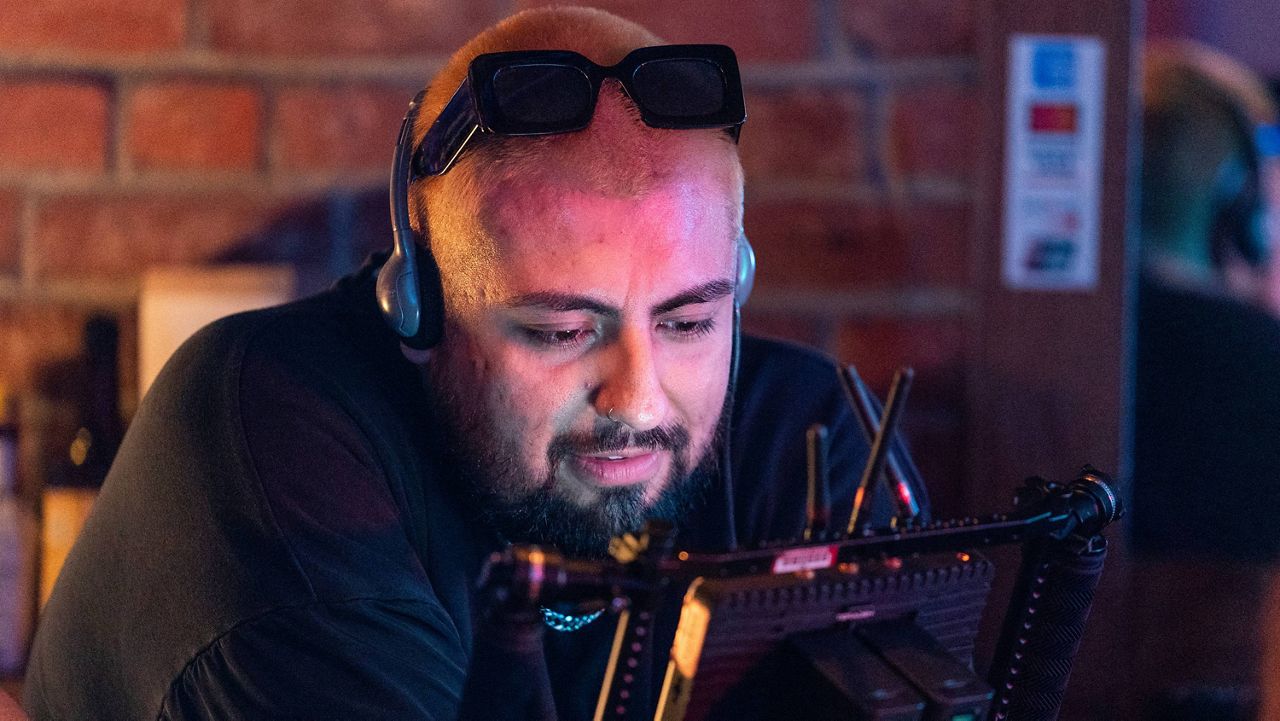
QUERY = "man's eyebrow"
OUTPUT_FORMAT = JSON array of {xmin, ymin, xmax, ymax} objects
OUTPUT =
[
  {"xmin": 651, "ymin": 279, "xmax": 736, "ymax": 315},
  {"xmin": 504, "ymin": 292, "xmax": 620, "ymax": 320},
  {"xmin": 503, "ymin": 279, "xmax": 736, "ymax": 319}
]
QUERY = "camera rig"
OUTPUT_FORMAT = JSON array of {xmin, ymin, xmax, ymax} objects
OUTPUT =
[{"xmin": 464, "ymin": 367, "xmax": 1123, "ymax": 721}]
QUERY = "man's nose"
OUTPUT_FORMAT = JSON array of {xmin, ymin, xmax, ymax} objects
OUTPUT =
[{"xmin": 594, "ymin": 327, "xmax": 669, "ymax": 432}]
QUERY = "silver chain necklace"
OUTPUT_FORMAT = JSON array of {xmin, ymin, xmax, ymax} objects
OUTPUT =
[{"xmin": 540, "ymin": 606, "xmax": 605, "ymax": 633}]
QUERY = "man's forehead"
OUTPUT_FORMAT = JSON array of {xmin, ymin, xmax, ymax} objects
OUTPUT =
[
  {"xmin": 463, "ymin": 171, "xmax": 737, "ymax": 305},
  {"xmin": 480, "ymin": 172, "xmax": 737, "ymax": 254},
  {"xmin": 486, "ymin": 165, "xmax": 728, "ymax": 222}
]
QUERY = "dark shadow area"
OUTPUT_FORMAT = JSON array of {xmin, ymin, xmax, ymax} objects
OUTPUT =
[{"xmin": 214, "ymin": 187, "xmax": 391, "ymax": 296}]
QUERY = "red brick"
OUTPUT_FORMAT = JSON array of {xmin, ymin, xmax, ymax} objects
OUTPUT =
[
  {"xmin": 208, "ymin": 0, "xmax": 507, "ymax": 56},
  {"xmin": 0, "ymin": 303, "xmax": 97, "ymax": 401},
  {"xmin": 0, "ymin": 0, "xmax": 185, "ymax": 53},
  {"xmin": 274, "ymin": 86, "xmax": 409, "ymax": 172},
  {"xmin": 0, "ymin": 192, "xmax": 20, "ymax": 275},
  {"xmin": 834, "ymin": 318, "xmax": 965, "ymax": 399},
  {"xmin": 840, "ymin": 0, "xmax": 976, "ymax": 57},
  {"xmin": 744, "ymin": 199, "xmax": 971, "ymax": 291},
  {"xmin": 901, "ymin": 203, "xmax": 973, "ymax": 284},
  {"xmin": 515, "ymin": 0, "xmax": 818, "ymax": 62},
  {"xmin": 126, "ymin": 83, "xmax": 263, "ymax": 172},
  {"xmin": 741, "ymin": 89, "xmax": 867, "ymax": 184},
  {"xmin": 32, "ymin": 193, "xmax": 286, "ymax": 280},
  {"xmin": 0, "ymin": 81, "xmax": 110, "ymax": 173},
  {"xmin": 890, "ymin": 83, "xmax": 980, "ymax": 181}
]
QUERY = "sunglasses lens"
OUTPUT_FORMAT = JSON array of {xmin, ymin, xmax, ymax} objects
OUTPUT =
[
  {"xmin": 493, "ymin": 64, "xmax": 592, "ymax": 125},
  {"xmin": 632, "ymin": 59, "xmax": 726, "ymax": 118}
]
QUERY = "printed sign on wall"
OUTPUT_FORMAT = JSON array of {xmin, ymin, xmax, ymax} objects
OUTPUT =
[{"xmin": 1003, "ymin": 35, "xmax": 1106, "ymax": 291}]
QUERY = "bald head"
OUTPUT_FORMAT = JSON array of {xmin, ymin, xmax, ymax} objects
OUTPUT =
[
  {"xmin": 1142, "ymin": 40, "xmax": 1278, "ymax": 271},
  {"xmin": 416, "ymin": 7, "xmax": 661, "ymax": 132},
  {"xmin": 406, "ymin": 6, "xmax": 744, "ymax": 314}
]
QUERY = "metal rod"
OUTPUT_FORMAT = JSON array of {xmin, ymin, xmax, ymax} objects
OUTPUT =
[
  {"xmin": 838, "ymin": 365, "xmax": 922, "ymax": 520},
  {"xmin": 804, "ymin": 423, "xmax": 831, "ymax": 540},
  {"xmin": 847, "ymin": 367, "xmax": 914, "ymax": 534}
]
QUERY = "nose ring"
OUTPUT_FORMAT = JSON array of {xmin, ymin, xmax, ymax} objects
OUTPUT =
[{"xmin": 607, "ymin": 407, "xmax": 616, "ymax": 423}]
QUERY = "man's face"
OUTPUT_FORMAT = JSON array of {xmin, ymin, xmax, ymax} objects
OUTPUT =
[{"xmin": 426, "ymin": 154, "xmax": 739, "ymax": 556}]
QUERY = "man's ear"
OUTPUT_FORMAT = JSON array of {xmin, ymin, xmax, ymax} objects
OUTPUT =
[{"xmin": 400, "ymin": 342, "xmax": 432, "ymax": 365}]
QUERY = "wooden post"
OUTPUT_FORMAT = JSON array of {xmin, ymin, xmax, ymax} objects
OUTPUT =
[{"xmin": 967, "ymin": 2, "xmax": 1139, "ymax": 718}]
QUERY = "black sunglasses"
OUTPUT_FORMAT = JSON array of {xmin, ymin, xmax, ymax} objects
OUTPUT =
[{"xmin": 412, "ymin": 44, "xmax": 746, "ymax": 177}]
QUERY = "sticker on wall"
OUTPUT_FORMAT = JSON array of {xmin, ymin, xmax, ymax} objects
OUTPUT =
[{"xmin": 1002, "ymin": 35, "xmax": 1106, "ymax": 291}]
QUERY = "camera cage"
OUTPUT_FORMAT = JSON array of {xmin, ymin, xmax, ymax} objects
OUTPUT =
[{"xmin": 472, "ymin": 367, "xmax": 1122, "ymax": 721}]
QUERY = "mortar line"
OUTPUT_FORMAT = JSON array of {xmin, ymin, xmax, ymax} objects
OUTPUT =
[
  {"xmin": 0, "ymin": 50, "xmax": 447, "ymax": 85},
  {"xmin": 0, "ymin": 169, "xmax": 385, "ymax": 196}
]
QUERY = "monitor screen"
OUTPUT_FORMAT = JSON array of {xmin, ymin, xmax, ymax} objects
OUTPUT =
[{"xmin": 653, "ymin": 550, "xmax": 994, "ymax": 721}]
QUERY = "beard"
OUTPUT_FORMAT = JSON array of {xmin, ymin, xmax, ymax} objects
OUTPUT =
[{"xmin": 427, "ymin": 358, "xmax": 722, "ymax": 559}]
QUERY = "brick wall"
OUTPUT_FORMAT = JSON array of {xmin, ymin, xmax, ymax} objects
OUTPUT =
[{"xmin": 0, "ymin": 0, "xmax": 978, "ymax": 510}]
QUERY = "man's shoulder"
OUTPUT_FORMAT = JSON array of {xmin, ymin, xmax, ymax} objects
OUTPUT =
[
  {"xmin": 178, "ymin": 283, "xmax": 388, "ymax": 378},
  {"xmin": 730, "ymin": 333, "xmax": 853, "ymax": 484},
  {"xmin": 142, "ymin": 277, "xmax": 411, "ymax": 438},
  {"xmin": 738, "ymin": 333, "xmax": 844, "ymax": 395},
  {"xmin": 24, "ymin": 278, "xmax": 463, "ymax": 721},
  {"xmin": 1138, "ymin": 275, "xmax": 1280, "ymax": 385}
]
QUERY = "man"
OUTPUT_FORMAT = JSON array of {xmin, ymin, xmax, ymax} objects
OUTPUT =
[
  {"xmin": 25, "ymin": 8, "xmax": 900, "ymax": 720},
  {"xmin": 1130, "ymin": 40, "xmax": 1280, "ymax": 721},
  {"xmin": 1132, "ymin": 40, "xmax": 1280, "ymax": 562}
]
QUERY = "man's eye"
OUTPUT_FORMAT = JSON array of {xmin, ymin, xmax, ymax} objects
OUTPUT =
[
  {"xmin": 521, "ymin": 327, "xmax": 596, "ymax": 348},
  {"xmin": 659, "ymin": 318, "xmax": 716, "ymax": 338}
]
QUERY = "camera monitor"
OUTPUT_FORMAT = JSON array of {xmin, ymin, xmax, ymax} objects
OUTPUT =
[{"xmin": 654, "ymin": 549, "xmax": 995, "ymax": 721}]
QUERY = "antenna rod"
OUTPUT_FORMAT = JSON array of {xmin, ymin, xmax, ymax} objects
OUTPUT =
[
  {"xmin": 804, "ymin": 424, "xmax": 831, "ymax": 540},
  {"xmin": 846, "ymin": 367, "xmax": 914, "ymax": 534},
  {"xmin": 838, "ymin": 365, "xmax": 922, "ymax": 521}
]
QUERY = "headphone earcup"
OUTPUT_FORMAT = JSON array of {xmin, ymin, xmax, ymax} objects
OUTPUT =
[
  {"xmin": 1210, "ymin": 155, "xmax": 1268, "ymax": 269},
  {"xmin": 1236, "ymin": 185, "xmax": 1268, "ymax": 268},
  {"xmin": 405, "ymin": 247, "xmax": 446, "ymax": 349},
  {"xmin": 736, "ymin": 233, "xmax": 756, "ymax": 306},
  {"xmin": 375, "ymin": 247, "xmax": 420, "ymax": 339},
  {"xmin": 375, "ymin": 237, "xmax": 445, "ymax": 349}
]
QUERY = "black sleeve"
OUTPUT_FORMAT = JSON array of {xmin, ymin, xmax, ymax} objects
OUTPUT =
[
  {"xmin": 160, "ymin": 598, "xmax": 468, "ymax": 721},
  {"xmin": 154, "ymin": 315, "xmax": 479, "ymax": 719},
  {"xmin": 26, "ymin": 290, "xmax": 484, "ymax": 721}
]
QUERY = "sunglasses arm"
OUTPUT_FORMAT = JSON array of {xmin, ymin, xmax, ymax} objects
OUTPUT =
[{"xmin": 416, "ymin": 79, "xmax": 486, "ymax": 177}]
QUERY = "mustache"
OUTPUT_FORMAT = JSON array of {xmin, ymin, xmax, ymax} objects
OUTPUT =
[{"xmin": 547, "ymin": 422, "xmax": 691, "ymax": 466}]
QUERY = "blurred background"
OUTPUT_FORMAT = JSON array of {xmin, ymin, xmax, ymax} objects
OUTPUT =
[{"xmin": 1, "ymin": 0, "xmax": 1278, "ymax": 719}]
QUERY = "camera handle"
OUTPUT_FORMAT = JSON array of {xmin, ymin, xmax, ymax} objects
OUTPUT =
[{"xmin": 987, "ymin": 471, "xmax": 1118, "ymax": 721}]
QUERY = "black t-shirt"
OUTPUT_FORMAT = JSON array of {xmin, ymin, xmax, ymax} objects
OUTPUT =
[
  {"xmin": 24, "ymin": 259, "xmax": 907, "ymax": 720},
  {"xmin": 1132, "ymin": 273, "xmax": 1280, "ymax": 561}
]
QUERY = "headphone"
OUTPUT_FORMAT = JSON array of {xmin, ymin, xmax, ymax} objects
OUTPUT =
[
  {"xmin": 1208, "ymin": 88, "xmax": 1271, "ymax": 270},
  {"xmin": 379, "ymin": 90, "xmax": 757, "ymax": 350}
]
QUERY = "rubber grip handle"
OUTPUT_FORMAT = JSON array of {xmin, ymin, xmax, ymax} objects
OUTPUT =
[{"xmin": 990, "ymin": 541, "xmax": 1107, "ymax": 721}]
